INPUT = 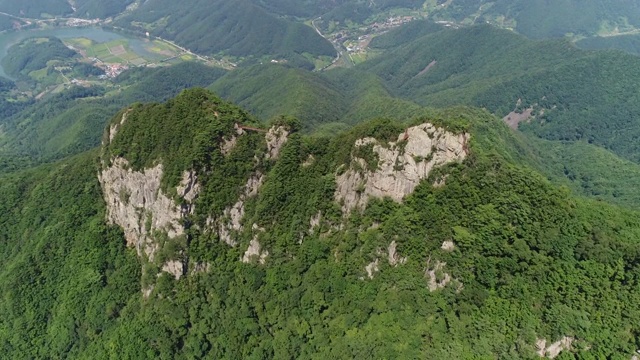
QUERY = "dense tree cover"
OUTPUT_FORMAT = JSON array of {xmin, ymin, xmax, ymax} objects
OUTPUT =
[
  {"xmin": 115, "ymin": 0, "xmax": 335, "ymax": 58},
  {"xmin": 0, "ymin": 0, "xmax": 72, "ymax": 18},
  {"xmin": 368, "ymin": 20, "xmax": 446, "ymax": 50},
  {"xmin": 104, "ymin": 88, "xmax": 262, "ymax": 191},
  {"xmin": 361, "ymin": 24, "xmax": 640, "ymax": 164},
  {"xmin": 0, "ymin": 152, "xmax": 140, "ymax": 358},
  {"xmin": 3, "ymin": 92, "xmax": 640, "ymax": 358},
  {"xmin": 0, "ymin": 77, "xmax": 32, "ymax": 119},
  {"xmin": 528, "ymin": 138, "xmax": 640, "ymax": 208},
  {"xmin": 577, "ymin": 34, "xmax": 640, "ymax": 56},
  {"xmin": 71, "ymin": 62, "xmax": 105, "ymax": 77},
  {"xmin": 251, "ymin": 0, "xmax": 350, "ymax": 17},
  {"xmin": 253, "ymin": 0, "xmax": 423, "ymax": 22},
  {"xmin": 73, "ymin": 0, "xmax": 134, "ymax": 19},
  {"xmin": 429, "ymin": 0, "xmax": 640, "ymax": 39},
  {"xmin": 1, "ymin": 37, "xmax": 77, "ymax": 79},
  {"xmin": 209, "ymin": 64, "xmax": 348, "ymax": 131},
  {"xmin": 208, "ymin": 64, "xmax": 425, "ymax": 132},
  {"xmin": 0, "ymin": 62, "xmax": 226, "ymax": 172}
]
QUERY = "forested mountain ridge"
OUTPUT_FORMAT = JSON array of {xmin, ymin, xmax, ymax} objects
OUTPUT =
[
  {"xmin": 5, "ymin": 22, "xmax": 640, "ymax": 211},
  {"xmin": 113, "ymin": 0, "xmax": 335, "ymax": 58},
  {"xmin": 0, "ymin": 62, "xmax": 227, "ymax": 170},
  {"xmin": 1, "ymin": 4, "xmax": 640, "ymax": 357},
  {"xmin": 2, "ymin": 0, "xmax": 638, "ymax": 65},
  {"xmin": 1, "ymin": 89, "xmax": 640, "ymax": 358},
  {"xmin": 364, "ymin": 23, "xmax": 640, "ymax": 164},
  {"xmin": 428, "ymin": 0, "xmax": 640, "ymax": 39}
]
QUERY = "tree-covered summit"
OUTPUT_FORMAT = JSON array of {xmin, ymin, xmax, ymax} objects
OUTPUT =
[{"xmin": 2, "ymin": 90, "xmax": 640, "ymax": 358}]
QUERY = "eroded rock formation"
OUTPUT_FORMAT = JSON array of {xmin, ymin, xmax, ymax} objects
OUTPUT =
[
  {"xmin": 536, "ymin": 337, "xmax": 574, "ymax": 359},
  {"xmin": 335, "ymin": 123, "xmax": 468, "ymax": 213},
  {"xmin": 99, "ymin": 158, "xmax": 199, "ymax": 279}
]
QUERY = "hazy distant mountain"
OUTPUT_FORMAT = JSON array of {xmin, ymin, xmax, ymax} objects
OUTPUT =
[
  {"xmin": 114, "ymin": 0, "xmax": 335, "ymax": 58},
  {"xmin": 430, "ymin": 0, "xmax": 640, "ymax": 39}
]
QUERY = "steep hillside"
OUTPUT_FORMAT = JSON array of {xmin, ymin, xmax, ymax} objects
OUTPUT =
[
  {"xmin": 0, "ymin": 0, "xmax": 72, "ymax": 17},
  {"xmin": 0, "ymin": 152, "xmax": 140, "ymax": 359},
  {"xmin": 576, "ymin": 34, "xmax": 640, "ymax": 56},
  {"xmin": 429, "ymin": 0, "xmax": 640, "ymax": 39},
  {"xmin": 363, "ymin": 24, "xmax": 640, "ymax": 164},
  {"xmin": 209, "ymin": 64, "xmax": 348, "ymax": 130},
  {"xmin": 73, "ymin": 0, "xmax": 135, "ymax": 19},
  {"xmin": 3, "ymin": 90, "xmax": 639, "ymax": 358},
  {"xmin": 0, "ymin": 62, "xmax": 227, "ymax": 170},
  {"xmin": 208, "ymin": 64, "xmax": 423, "ymax": 131},
  {"xmin": 1, "ymin": 37, "xmax": 77, "ymax": 80},
  {"xmin": 528, "ymin": 138, "xmax": 640, "ymax": 208},
  {"xmin": 114, "ymin": 0, "xmax": 335, "ymax": 59}
]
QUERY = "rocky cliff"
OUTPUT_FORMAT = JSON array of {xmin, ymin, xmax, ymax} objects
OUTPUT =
[
  {"xmin": 335, "ymin": 123, "xmax": 469, "ymax": 213},
  {"xmin": 100, "ymin": 115, "xmax": 469, "ymax": 284},
  {"xmin": 99, "ymin": 101, "xmax": 291, "ymax": 281}
]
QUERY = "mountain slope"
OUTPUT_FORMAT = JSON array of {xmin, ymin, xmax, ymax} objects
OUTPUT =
[
  {"xmin": 0, "ymin": 0, "xmax": 72, "ymax": 17},
  {"xmin": 3, "ymin": 90, "xmax": 640, "ymax": 358},
  {"xmin": 208, "ymin": 64, "xmax": 424, "ymax": 131},
  {"xmin": 0, "ymin": 62, "xmax": 227, "ymax": 169},
  {"xmin": 115, "ymin": 0, "xmax": 335, "ymax": 58},
  {"xmin": 429, "ymin": 0, "xmax": 640, "ymax": 39},
  {"xmin": 73, "ymin": 0, "xmax": 134, "ymax": 18},
  {"xmin": 363, "ymin": 24, "xmax": 640, "ymax": 164}
]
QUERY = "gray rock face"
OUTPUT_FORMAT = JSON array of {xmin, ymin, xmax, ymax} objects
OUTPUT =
[
  {"xmin": 216, "ymin": 172, "xmax": 264, "ymax": 246},
  {"xmin": 365, "ymin": 259, "xmax": 379, "ymax": 279},
  {"xmin": 335, "ymin": 123, "xmax": 468, "ymax": 213},
  {"xmin": 265, "ymin": 126, "xmax": 289, "ymax": 160},
  {"xmin": 309, "ymin": 211, "xmax": 321, "ymax": 234},
  {"xmin": 100, "ymin": 158, "xmax": 183, "ymax": 259},
  {"xmin": 162, "ymin": 260, "xmax": 185, "ymax": 280},
  {"xmin": 106, "ymin": 109, "xmax": 131, "ymax": 144},
  {"xmin": 242, "ymin": 236, "xmax": 268, "ymax": 264},
  {"xmin": 425, "ymin": 256, "xmax": 463, "ymax": 292},
  {"xmin": 536, "ymin": 337, "xmax": 574, "ymax": 359},
  {"xmin": 99, "ymin": 158, "xmax": 200, "ymax": 279},
  {"xmin": 425, "ymin": 258, "xmax": 451, "ymax": 292},
  {"xmin": 441, "ymin": 240, "xmax": 455, "ymax": 251},
  {"xmin": 177, "ymin": 170, "xmax": 200, "ymax": 206},
  {"xmin": 387, "ymin": 240, "xmax": 407, "ymax": 266}
]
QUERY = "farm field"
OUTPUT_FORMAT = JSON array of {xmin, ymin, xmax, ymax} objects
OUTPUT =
[{"xmin": 64, "ymin": 37, "xmax": 183, "ymax": 66}]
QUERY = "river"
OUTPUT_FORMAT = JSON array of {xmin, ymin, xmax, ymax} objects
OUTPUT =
[{"xmin": 0, "ymin": 27, "xmax": 157, "ymax": 79}]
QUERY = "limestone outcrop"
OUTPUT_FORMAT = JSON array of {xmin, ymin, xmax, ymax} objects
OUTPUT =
[
  {"xmin": 265, "ymin": 126, "xmax": 289, "ymax": 160},
  {"xmin": 216, "ymin": 172, "xmax": 264, "ymax": 246},
  {"xmin": 365, "ymin": 259, "xmax": 379, "ymax": 279},
  {"xmin": 388, "ymin": 240, "xmax": 407, "ymax": 266},
  {"xmin": 107, "ymin": 110, "xmax": 129, "ymax": 143},
  {"xmin": 425, "ymin": 257, "xmax": 462, "ymax": 292},
  {"xmin": 335, "ymin": 123, "xmax": 468, "ymax": 213},
  {"xmin": 242, "ymin": 237, "xmax": 269, "ymax": 264},
  {"xmin": 99, "ymin": 158, "xmax": 200, "ymax": 279},
  {"xmin": 536, "ymin": 337, "xmax": 574, "ymax": 359}
]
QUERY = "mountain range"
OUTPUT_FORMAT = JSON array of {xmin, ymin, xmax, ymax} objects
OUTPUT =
[{"xmin": 1, "ymin": 1, "xmax": 640, "ymax": 359}]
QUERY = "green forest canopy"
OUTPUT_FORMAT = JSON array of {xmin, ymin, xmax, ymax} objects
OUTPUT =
[{"xmin": 1, "ymin": 91, "xmax": 640, "ymax": 358}]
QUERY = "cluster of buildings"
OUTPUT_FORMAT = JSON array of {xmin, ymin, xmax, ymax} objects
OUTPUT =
[
  {"xmin": 371, "ymin": 16, "xmax": 416, "ymax": 29},
  {"xmin": 97, "ymin": 63, "xmax": 129, "ymax": 78},
  {"xmin": 334, "ymin": 15, "xmax": 418, "ymax": 54},
  {"xmin": 65, "ymin": 18, "xmax": 100, "ymax": 27}
]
